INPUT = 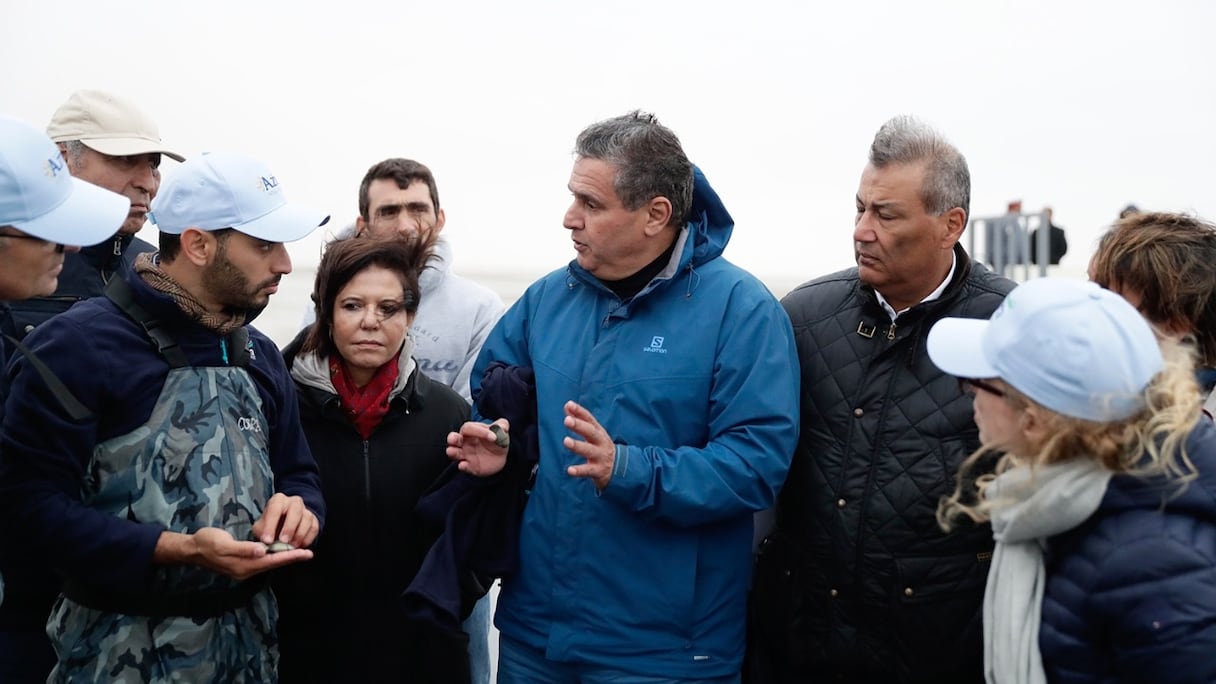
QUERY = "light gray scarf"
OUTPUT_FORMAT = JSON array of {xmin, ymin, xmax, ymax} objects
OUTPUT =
[
  {"xmin": 291, "ymin": 336, "xmax": 417, "ymax": 399},
  {"xmin": 984, "ymin": 460, "xmax": 1113, "ymax": 684}
]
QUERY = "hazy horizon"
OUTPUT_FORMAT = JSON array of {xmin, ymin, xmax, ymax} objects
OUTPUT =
[
  {"xmin": 4, "ymin": 0, "xmax": 1214, "ymax": 292},
  {"xmin": 254, "ymin": 257, "xmax": 1086, "ymax": 349}
]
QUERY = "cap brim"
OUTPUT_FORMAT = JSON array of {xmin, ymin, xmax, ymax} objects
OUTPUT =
[
  {"xmin": 10, "ymin": 177, "xmax": 131, "ymax": 247},
  {"xmin": 926, "ymin": 317, "xmax": 999, "ymax": 379},
  {"xmin": 233, "ymin": 204, "xmax": 330, "ymax": 243},
  {"xmin": 82, "ymin": 137, "xmax": 186, "ymax": 162}
]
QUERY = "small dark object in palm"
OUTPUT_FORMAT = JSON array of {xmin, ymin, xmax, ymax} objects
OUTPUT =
[{"xmin": 488, "ymin": 423, "xmax": 510, "ymax": 449}]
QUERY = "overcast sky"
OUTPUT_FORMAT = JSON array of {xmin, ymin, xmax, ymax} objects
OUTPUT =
[{"xmin": 4, "ymin": 0, "xmax": 1214, "ymax": 287}]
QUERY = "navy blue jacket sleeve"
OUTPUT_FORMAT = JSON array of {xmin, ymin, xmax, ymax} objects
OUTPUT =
[{"xmin": 0, "ymin": 316, "xmax": 164, "ymax": 591}]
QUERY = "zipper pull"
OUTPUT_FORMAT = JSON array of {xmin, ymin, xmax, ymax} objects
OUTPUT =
[
  {"xmin": 220, "ymin": 339, "xmax": 229, "ymax": 364},
  {"xmin": 113, "ymin": 236, "xmax": 122, "ymax": 257},
  {"xmin": 887, "ymin": 323, "xmax": 897, "ymax": 340}
]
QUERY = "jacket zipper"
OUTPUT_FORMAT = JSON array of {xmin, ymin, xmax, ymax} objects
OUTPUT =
[
  {"xmin": 101, "ymin": 236, "xmax": 123, "ymax": 284},
  {"xmin": 362, "ymin": 440, "xmax": 371, "ymax": 512}
]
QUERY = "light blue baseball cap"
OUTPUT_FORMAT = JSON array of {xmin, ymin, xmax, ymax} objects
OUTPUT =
[
  {"xmin": 0, "ymin": 114, "xmax": 130, "ymax": 246},
  {"xmin": 150, "ymin": 151, "xmax": 328, "ymax": 242},
  {"xmin": 927, "ymin": 277, "xmax": 1163, "ymax": 422}
]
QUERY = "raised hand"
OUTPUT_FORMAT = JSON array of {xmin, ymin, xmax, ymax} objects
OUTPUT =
[
  {"xmin": 446, "ymin": 418, "xmax": 511, "ymax": 476},
  {"xmin": 562, "ymin": 401, "xmax": 615, "ymax": 490}
]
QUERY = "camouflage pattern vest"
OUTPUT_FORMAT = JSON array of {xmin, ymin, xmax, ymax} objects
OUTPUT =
[{"xmin": 48, "ymin": 278, "xmax": 280, "ymax": 683}]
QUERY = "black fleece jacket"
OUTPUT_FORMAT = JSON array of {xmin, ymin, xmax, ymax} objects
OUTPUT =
[{"xmin": 277, "ymin": 334, "xmax": 471, "ymax": 684}]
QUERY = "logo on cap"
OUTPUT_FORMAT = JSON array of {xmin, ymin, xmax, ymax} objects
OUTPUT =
[
  {"xmin": 260, "ymin": 175, "xmax": 279, "ymax": 192},
  {"xmin": 44, "ymin": 155, "xmax": 64, "ymax": 178}
]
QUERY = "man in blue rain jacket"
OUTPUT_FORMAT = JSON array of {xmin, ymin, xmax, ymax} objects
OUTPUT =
[{"xmin": 447, "ymin": 111, "xmax": 800, "ymax": 682}]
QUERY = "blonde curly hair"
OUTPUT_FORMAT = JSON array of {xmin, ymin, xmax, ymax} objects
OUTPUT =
[{"xmin": 938, "ymin": 339, "xmax": 1202, "ymax": 531}]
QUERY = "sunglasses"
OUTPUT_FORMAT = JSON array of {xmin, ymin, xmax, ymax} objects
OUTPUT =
[
  {"xmin": 958, "ymin": 377, "xmax": 1006, "ymax": 398},
  {"xmin": 0, "ymin": 232, "xmax": 66, "ymax": 253}
]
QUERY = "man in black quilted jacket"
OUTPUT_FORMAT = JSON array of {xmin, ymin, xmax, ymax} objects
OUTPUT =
[{"xmin": 747, "ymin": 115, "xmax": 1016, "ymax": 683}]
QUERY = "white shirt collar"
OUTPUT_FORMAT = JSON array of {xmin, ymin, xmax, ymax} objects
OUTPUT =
[{"xmin": 873, "ymin": 251, "xmax": 957, "ymax": 322}]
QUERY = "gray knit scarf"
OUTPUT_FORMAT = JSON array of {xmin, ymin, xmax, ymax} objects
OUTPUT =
[{"xmin": 983, "ymin": 460, "xmax": 1112, "ymax": 684}]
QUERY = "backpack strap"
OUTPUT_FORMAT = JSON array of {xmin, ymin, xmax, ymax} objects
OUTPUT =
[
  {"xmin": 104, "ymin": 276, "xmax": 190, "ymax": 369},
  {"xmin": 3, "ymin": 334, "xmax": 93, "ymax": 422}
]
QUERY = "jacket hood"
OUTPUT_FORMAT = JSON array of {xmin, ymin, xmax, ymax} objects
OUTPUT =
[
  {"xmin": 685, "ymin": 165, "xmax": 733, "ymax": 268},
  {"xmin": 421, "ymin": 236, "xmax": 451, "ymax": 296}
]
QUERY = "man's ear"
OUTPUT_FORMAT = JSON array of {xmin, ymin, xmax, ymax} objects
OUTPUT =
[
  {"xmin": 433, "ymin": 208, "xmax": 447, "ymax": 235},
  {"xmin": 643, "ymin": 196, "xmax": 673, "ymax": 237},
  {"xmin": 940, "ymin": 207, "xmax": 967, "ymax": 247},
  {"xmin": 354, "ymin": 216, "xmax": 368, "ymax": 237},
  {"xmin": 178, "ymin": 228, "xmax": 217, "ymax": 267}
]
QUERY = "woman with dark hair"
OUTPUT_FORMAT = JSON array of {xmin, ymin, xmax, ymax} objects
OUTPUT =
[
  {"xmin": 930, "ymin": 277, "xmax": 1216, "ymax": 684},
  {"xmin": 276, "ymin": 235, "xmax": 471, "ymax": 683}
]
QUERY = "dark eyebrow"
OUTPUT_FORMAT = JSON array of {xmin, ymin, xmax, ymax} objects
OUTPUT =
[
  {"xmin": 569, "ymin": 187, "xmax": 600, "ymax": 204},
  {"xmin": 857, "ymin": 197, "xmax": 901, "ymax": 213}
]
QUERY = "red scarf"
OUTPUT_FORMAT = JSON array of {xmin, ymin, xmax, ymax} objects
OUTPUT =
[{"xmin": 328, "ymin": 352, "xmax": 402, "ymax": 439}]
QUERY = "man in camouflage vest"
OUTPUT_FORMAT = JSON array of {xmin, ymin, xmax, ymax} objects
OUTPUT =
[{"xmin": 0, "ymin": 151, "xmax": 328, "ymax": 682}]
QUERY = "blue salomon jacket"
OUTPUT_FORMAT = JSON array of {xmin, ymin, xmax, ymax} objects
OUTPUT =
[
  {"xmin": 0, "ymin": 266, "xmax": 325, "ymax": 593},
  {"xmin": 474, "ymin": 168, "xmax": 800, "ymax": 678},
  {"xmin": 1040, "ymin": 417, "xmax": 1216, "ymax": 683}
]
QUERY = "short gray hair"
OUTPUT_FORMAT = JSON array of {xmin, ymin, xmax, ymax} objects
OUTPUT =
[
  {"xmin": 869, "ymin": 115, "xmax": 970, "ymax": 223},
  {"xmin": 575, "ymin": 110, "xmax": 693, "ymax": 227},
  {"xmin": 62, "ymin": 140, "xmax": 89, "ymax": 166}
]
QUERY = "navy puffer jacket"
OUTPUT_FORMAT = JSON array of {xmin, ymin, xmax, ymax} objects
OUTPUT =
[{"xmin": 1041, "ymin": 417, "xmax": 1216, "ymax": 683}]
